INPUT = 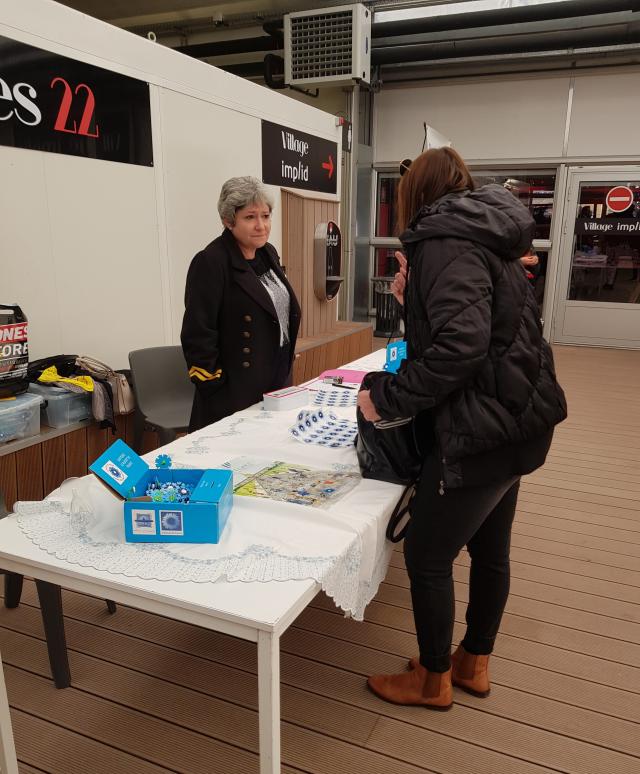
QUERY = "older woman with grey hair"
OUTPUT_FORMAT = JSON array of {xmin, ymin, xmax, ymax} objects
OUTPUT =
[{"xmin": 181, "ymin": 176, "xmax": 301, "ymax": 431}]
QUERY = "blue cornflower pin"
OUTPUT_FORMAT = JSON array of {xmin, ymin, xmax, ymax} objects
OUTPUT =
[{"xmin": 155, "ymin": 453, "xmax": 172, "ymax": 469}]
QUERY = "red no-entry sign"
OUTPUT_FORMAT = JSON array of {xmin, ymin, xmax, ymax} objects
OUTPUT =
[{"xmin": 605, "ymin": 186, "xmax": 634, "ymax": 213}]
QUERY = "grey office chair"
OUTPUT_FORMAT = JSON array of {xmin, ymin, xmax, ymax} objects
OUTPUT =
[{"xmin": 128, "ymin": 346, "xmax": 194, "ymax": 453}]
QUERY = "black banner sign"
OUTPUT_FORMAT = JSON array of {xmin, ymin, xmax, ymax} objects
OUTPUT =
[
  {"xmin": 575, "ymin": 218, "xmax": 640, "ymax": 235},
  {"xmin": 0, "ymin": 35, "xmax": 153, "ymax": 166},
  {"xmin": 261, "ymin": 120, "xmax": 337, "ymax": 194}
]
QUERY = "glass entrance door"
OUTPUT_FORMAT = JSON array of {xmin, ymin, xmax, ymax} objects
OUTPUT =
[{"xmin": 554, "ymin": 167, "xmax": 640, "ymax": 348}]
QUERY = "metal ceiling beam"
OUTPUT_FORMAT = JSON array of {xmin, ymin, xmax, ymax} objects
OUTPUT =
[
  {"xmin": 373, "ymin": 11, "xmax": 636, "ymax": 48},
  {"xmin": 372, "ymin": 0, "xmax": 640, "ymax": 38},
  {"xmin": 175, "ymin": 35, "xmax": 280, "ymax": 57},
  {"xmin": 372, "ymin": 21, "xmax": 640, "ymax": 64},
  {"xmin": 378, "ymin": 43, "xmax": 640, "ymax": 81}
]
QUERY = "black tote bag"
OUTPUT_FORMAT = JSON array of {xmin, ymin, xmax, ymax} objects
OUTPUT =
[{"xmin": 355, "ymin": 370, "xmax": 431, "ymax": 485}]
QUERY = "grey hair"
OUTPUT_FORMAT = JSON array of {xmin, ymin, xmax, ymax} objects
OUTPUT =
[{"xmin": 217, "ymin": 176, "xmax": 274, "ymax": 225}]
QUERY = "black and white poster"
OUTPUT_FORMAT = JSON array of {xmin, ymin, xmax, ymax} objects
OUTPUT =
[
  {"xmin": 0, "ymin": 35, "xmax": 153, "ymax": 166},
  {"xmin": 261, "ymin": 120, "xmax": 337, "ymax": 195}
]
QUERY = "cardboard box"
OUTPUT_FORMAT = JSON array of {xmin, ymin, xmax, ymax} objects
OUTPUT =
[{"xmin": 89, "ymin": 439, "xmax": 233, "ymax": 543}]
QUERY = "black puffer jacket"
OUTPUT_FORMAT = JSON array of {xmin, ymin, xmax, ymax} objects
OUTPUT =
[{"xmin": 369, "ymin": 184, "xmax": 567, "ymax": 488}]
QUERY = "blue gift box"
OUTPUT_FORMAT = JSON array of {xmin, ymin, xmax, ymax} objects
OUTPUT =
[
  {"xmin": 89, "ymin": 439, "xmax": 233, "ymax": 543},
  {"xmin": 383, "ymin": 340, "xmax": 407, "ymax": 374}
]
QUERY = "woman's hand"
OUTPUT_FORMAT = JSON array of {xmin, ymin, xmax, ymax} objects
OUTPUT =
[
  {"xmin": 357, "ymin": 389, "xmax": 382, "ymax": 422},
  {"xmin": 520, "ymin": 253, "xmax": 539, "ymax": 268},
  {"xmin": 391, "ymin": 251, "xmax": 407, "ymax": 305}
]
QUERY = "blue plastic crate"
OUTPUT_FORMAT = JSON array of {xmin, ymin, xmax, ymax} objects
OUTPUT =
[{"xmin": 0, "ymin": 392, "xmax": 42, "ymax": 444}]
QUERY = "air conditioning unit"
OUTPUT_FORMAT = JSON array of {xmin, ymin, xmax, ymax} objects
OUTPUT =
[{"xmin": 284, "ymin": 4, "xmax": 371, "ymax": 87}]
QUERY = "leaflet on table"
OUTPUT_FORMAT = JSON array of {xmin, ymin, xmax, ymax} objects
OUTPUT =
[
  {"xmin": 222, "ymin": 456, "xmax": 360, "ymax": 508},
  {"xmin": 89, "ymin": 439, "xmax": 233, "ymax": 543}
]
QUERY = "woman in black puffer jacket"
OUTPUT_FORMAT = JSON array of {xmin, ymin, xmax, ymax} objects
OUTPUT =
[{"xmin": 361, "ymin": 148, "xmax": 567, "ymax": 711}]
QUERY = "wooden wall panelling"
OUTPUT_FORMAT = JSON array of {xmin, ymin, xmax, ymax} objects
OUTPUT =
[
  {"xmin": 298, "ymin": 195, "xmax": 307, "ymax": 326},
  {"xmin": 123, "ymin": 413, "xmax": 159, "ymax": 455},
  {"xmin": 297, "ymin": 194, "xmax": 308, "ymax": 335},
  {"xmin": 302, "ymin": 352, "xmax": 310, "ymax": 383},
  {"xmin": 281, "ymin": 190, "xmax": 339, "ymax": 340},
  {"xmin": 303, "ymin": 200, "xmax": 314, "ymax": 337},
  {"xmin": 64, "ymin": 428, "xmax": 88, "ymax": 479},
  {"xmin": 125, "ymin": 414, "xmax": 136, "ymax": 445},
  {"xmin": 305, "ymin": 350, "xmax": 315, "ymax": 383},
  {"xmin": 15, "ymin": 446, "xmax": 43, "ymax": 502},
  {"xmin": 292, "ymin": 325, "xmax": 373, "ymax": 385},
  {"xmin": 317, "ymin": 199, "xmax": 326, "ymax": 337},
  {"xmin": 281, "ymin": 190, "xmax": 289, "ymax": 287},
  {"xmin": 291, "ymin": 354, "xmax": 301, "ymax": 385},
  {"xmin": 86, "ymin": 425, "xmax": 109, "ymax": 468},
  {"xmin": 284, "ymin": 193, "xmax": 304, "ymax": 305},
  {"xmin": 281, "ymin": 191, "xmax": 304, "ymax": 329},
  {"xmin": 0, "ymin": 455, "xmax": 17, "ymax": 513},
  {"xmin": 281, "ymin": 193, "xmax": 291, "ymax": 290},
  {"xmin": 113, "ymin": 416, "xmax": 127, "ymax": 442},
  {"xmin": 42, "ymin": 436, "xmax": 66, "ymax": 496}
]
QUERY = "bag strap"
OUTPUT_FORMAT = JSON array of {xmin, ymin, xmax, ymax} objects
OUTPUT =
[
  {"xmin": 76, "ymin": 356, "xmax": 114, "ymax": 377},
  {"xmin": 386, "ymin": 484, "xmax": 415, "ymax": 543}
]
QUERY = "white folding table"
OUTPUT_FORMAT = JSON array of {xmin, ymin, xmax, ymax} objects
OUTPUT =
[
  {"xmin": 0, "ymin": 514, "xmax": 333, "ymax": 774},
  {"xmin": 0, "ymin": 349, "xmax": 395, "ymax": 773}
]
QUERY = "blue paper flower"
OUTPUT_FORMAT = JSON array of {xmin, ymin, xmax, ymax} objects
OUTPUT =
[{"xmin": 155, "ymin": 453, "xmax": 172, "ymax": 469}]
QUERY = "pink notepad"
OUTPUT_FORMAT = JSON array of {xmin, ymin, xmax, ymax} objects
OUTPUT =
[{"xmin": 318, "ymin": 369, "xmax": 369, "ymax": 384}]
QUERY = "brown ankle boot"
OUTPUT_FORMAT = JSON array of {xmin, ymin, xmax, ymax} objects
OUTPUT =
[
  {"xmin": 367, "ymin": 663, "xmax": 453, "ymax": 710},
  {"xmin": 450, "ymin": 644, "xmax": 490, "ymax": 697}
]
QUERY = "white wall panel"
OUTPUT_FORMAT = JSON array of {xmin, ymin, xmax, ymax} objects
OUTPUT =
[
  {"xmin": 159, "ymin": 88, "xmax": 263, "ymax": 340},
  {"xmin": 562, "ymin": 305, "xmax": 640, "ymax": 349},
  {"xmin": 374, "ymin": 76, "xmax": 570, "ymax": 163},
  {"xmin": 0, "ymin": 146, "xmax": 61, "ymax": 361},
  {"xmin": 0, "ymin": 0, "xmax": 341, "ymax": 370},
  {"xmin": 567, "ymin": 72, "xmax": 640, "ymax": 158},
  {"xmin": 42, "ymin": 153, "xmax": 162, "ymax": 370}
]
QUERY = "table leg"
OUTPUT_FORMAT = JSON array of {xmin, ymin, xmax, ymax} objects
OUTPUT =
[
  {"xmin": 0, "ymin": 653, "xmax": 19, "ymax": 774},
  {"xmin": 3, "ymin": 574, "xmax": 23, "ymax": 609},
  {"xmin": 257, "ymin": 630, "xmax": 280, "ymax": 774},
  {"xmin": 35, "ymin": 580, "xmax": 71, "ymax": 689}
]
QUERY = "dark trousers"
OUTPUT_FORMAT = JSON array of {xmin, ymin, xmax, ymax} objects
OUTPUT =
[{"xmin": 404, "ymin": 455, "xmax": 520, "ymax": 673}]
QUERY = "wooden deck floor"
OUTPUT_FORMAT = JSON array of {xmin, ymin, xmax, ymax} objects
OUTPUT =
[{"xmin": 1, "ymin": 344, "xmax": 639, "ymax": 774}]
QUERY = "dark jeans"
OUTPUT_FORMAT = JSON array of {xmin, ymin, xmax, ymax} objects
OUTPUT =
[{"xmin": 404, "ymin": 454, "xmax": 520, "ymax": 673}]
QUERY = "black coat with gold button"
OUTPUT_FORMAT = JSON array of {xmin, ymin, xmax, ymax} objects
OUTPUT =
[{"xmin": 181, "ymin": 228, "xmax": 301, "ymax": 431}]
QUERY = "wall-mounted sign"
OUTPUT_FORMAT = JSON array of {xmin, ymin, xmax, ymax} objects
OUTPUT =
[
  {"xmin": 605, "ymin": 186, "xmax": 634, "ymax": 213},
  {"xmin": 336, "ymin": 116, "xmax": 352, "ymax": 153},
  {"xmin": 262, "ymin": 120, "xmax": 337, "ymax": 194},
  {"xmin": 0, "ymin": 35, "xmax": 153, "ymax": 166},
  {"xmin": 314, "ymin": 220, "xmax": 343, "ymax": 301},
  {"xmin": 575, "ymin": 218, "xmax": 640, "ymax": 235}
]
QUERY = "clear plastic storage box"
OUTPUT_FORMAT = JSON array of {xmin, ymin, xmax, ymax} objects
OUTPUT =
[
  {"xmin": 28, "ymin": 383, "xmax": 92, "ymax": 428},
  {"xmin": 0, "ymin": 392, "xmax": 42, "ymax": 444}
]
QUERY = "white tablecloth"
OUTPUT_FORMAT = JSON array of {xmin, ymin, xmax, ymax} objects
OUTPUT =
[{"xmin": 14, "ymin": 350, "xmax": 401, "ymax": 620}]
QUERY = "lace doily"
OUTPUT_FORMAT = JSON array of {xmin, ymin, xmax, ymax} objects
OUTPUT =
[{"xmin": 15, "ymin": 480, "xmax": 392, "ymax": 620}]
